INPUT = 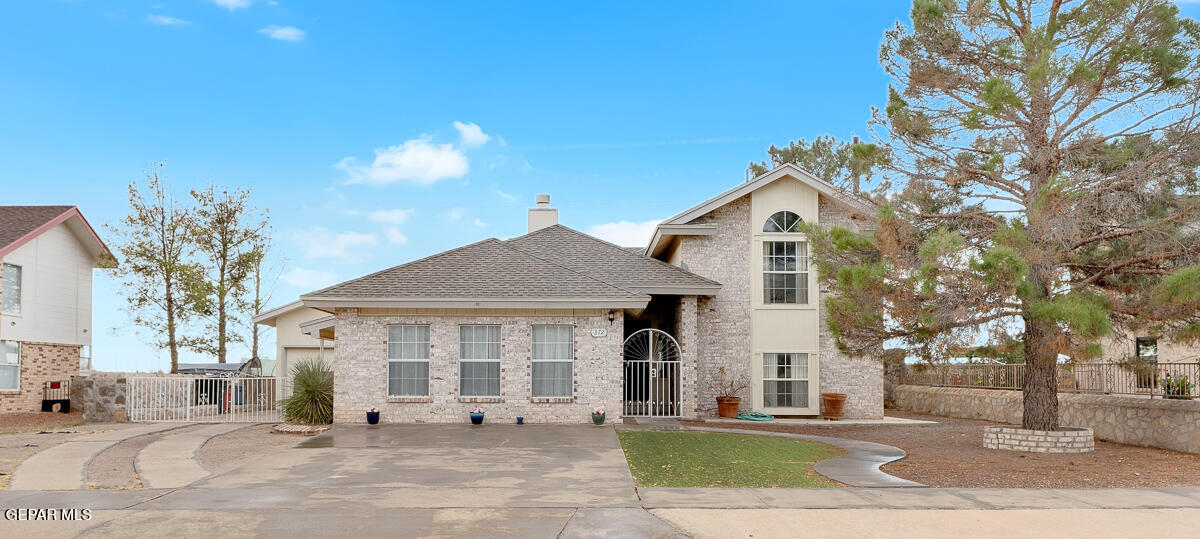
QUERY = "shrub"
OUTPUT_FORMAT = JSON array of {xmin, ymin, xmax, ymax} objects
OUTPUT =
[
  {"xmin": 1159, "ymin": 373, "xmax": 1195, "ymax": 400},
  {"xmin": 279, "ymin": 359, "xmax": 334, "ymax": 424}
]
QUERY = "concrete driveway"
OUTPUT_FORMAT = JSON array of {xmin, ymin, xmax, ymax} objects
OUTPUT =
[{"xmin": 4, "ymin": 424, "xmax": 1200, "ymax": 538}]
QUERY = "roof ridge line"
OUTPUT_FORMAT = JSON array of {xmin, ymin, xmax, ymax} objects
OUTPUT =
[
  {"xmin": 494, "ymin": 237, "xmax": 648, "ymax": 298},
  {"xmin": 300, "ymin": 237, "xmax": 502, "ymax": 297}
]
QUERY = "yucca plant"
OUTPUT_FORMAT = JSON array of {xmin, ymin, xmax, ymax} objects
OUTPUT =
[{"xmin": 279, "ymin": 359, "xmax": 334, "ymax": 424}]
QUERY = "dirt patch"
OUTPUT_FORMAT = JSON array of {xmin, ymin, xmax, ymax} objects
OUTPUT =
[
  {"xmin": 683, "ymin": 411, "xmax": 1200, "ymax": 488},
  {"xmin": 198, "ymin": 423, "xmax": 301, "ymax": 475},
  {"xmin": 0, "ymin": 411, "xmax": 86, "ymax": 434},
  {"xmin": 86, "ymin": 424, "xmax": 198, "ymax": 489}
]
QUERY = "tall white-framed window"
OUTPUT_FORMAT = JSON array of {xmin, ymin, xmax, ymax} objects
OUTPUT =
[
  {"xmin": 1, "ymin": 263, "xmax": 21, "ymax": 314},
  {"xmin": 763, "ymin": 352, "xmax": 809, "ymax": 408},
  {"xmin": 460, "ymin": 325, "xmax": 501, "ymax": 397},
  {"xmin": 387, "ymin": 325, "xmax": 430, "ymax": 396},
  {"xmin": 531, "ymin": 325, "xmax": 573, "ymax": 398},
  {"xmin": 0, "ymin": 340, "xmax": 20, "ymax": 391},
  {"xmin": 763, "ymin": 241, "xmax": 809, "ymax": 304}
]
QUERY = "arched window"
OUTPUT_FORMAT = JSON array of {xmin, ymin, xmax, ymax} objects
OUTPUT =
[{"xmin": 763, "ymin": 211, "xmax": 802, "ymax": 233}]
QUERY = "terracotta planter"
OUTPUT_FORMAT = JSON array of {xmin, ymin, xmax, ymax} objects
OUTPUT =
[
  {"xmin": 821, "ymin": 393, "xmax": 847, "ymax": 419},
  {"xmin": 716, "ymin": 396, "xmax": 741, "ymax": 418}
]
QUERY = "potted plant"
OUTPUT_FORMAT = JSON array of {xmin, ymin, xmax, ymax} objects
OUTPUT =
[
  {"xmin": 366, "ymin": 407, "xmax": 380, "ymax": 425},
  {"xmin": 1160, "ymin": 373, "xmax": 1195, "ymax": 400},
  {"xmin": 821, "ymin": 393, "xmax": 848, "ymax": 419},
  {"xmin": 469, "ymin": 405, "xmax": 485, "ymax": 425},
  {"xmin": 592, "ymin": 406, "xmax": 606, "ymax": 425},
  {"xmin": 707, "ymin": 366, "xmax": 750, "ymax": 418}
]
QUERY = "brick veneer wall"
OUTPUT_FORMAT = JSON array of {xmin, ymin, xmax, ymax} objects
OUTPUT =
[
  {"xmin": 0, "ymin": 342, "xmax": 80, "ymax": 413},
  {"xmin": 678, "ymin": 195, "xmax": 753, "ymax": 416},
  {"xmin": 815, "ymin": 198, "xmax": 884, "ymax": 419},
  {"xmin": 332, "ymin": 309, "xmax": 624, "ymax": 424},
  {"xmin": 984, "ymin": 425, "xmax": 1095, "ymax": 453},
  {"xmin": 675, "ymin": 295, "xmax": 699, "ymax": 418}
]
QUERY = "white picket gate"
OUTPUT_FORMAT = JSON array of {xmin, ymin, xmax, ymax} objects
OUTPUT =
[{"xmin": 128, "ymin": 376, "xmax": 280, "ymax": 423}]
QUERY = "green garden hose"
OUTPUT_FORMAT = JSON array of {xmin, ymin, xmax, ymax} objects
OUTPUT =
[{"xmin": 736, "ymin": 411, "xmax": 774, "ymax": 421}]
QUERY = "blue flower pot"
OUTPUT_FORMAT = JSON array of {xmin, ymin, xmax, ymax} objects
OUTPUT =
[
  {"xmin": 470, "ymin": 413, "xmax": 484, "ymax": 425},
  {"xmin": 516, "ymin": 416, "xmax": 524, "ymax": 425},
  {"xmin": 366, "ymin": 411, "xmax": 380, "ymax": 424}
]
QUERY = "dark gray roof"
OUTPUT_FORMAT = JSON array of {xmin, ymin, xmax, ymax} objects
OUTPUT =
[
  {"xmin": 304, "ymin": 238, "xmax": 646, "ymax": 300},
  {"xmin": 0, "ymin": 206, "xmax": 74, "ymax": 252},
  {"xmin": 505, "ymin": 225, "xmax": 720, "ymax": 292}
]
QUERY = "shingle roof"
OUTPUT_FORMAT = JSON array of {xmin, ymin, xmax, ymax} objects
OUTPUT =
[
  {"xmin": 303, "ymin": 238, "xmax": 647, "ymax": 302},
  {"xmin": 0, "ymin": 206, "xmax": 74, "ymax": 253},
  {"xmin": 505, "ymin": 225, "xmax": 720, "ymax": 292}
]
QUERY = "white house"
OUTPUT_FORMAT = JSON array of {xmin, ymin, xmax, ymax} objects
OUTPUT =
[{"xmin": 0, "ymin": 206, "xmax": 114, "ymax": 412}]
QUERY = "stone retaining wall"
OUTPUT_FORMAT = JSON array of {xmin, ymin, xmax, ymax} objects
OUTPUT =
[
  {"xmin": 895, "ymin": 384, "xmax": 1200, "ymax": 454},
  {"xmin": 70, "ymin": 372, "xmax": 131, "ymax": 422},
  {"xmin": 983, "ymin": 425, "xmax": 1094, "ymax": 453}
]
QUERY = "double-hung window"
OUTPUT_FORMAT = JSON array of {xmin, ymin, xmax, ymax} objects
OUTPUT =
[
  {"xmin": 0, "ymin": 340, "xmax": 19, "ymax": 391},
  {"xmin": 763, "ymin": 241, "xmax": 808, "ymax": 304},
  {"xmin": 1, "ymin": 263, "xmax": 20, "ymax": 314},
  {"xmin": 763, "ymin": 353, "xmax": 809, "ymax": 408},
  {"xmin": 387, "ymin": 325, "xmax": 430, "ymax": 396},
  {"xmin": 460, "ymin": 325, "xmax": 501, "ymax": 397},
  {"xmin": 531, "ymin": 326, "xmax": 573, "ymax": 397},
  {"xmin": 1135, "ymin": 337, "xmax": 1158, "ymax": 389}
]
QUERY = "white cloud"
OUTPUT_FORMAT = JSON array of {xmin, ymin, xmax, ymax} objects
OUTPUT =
[
  {"xmin": 492, "ymin": 185, "xmax": 517, "ymax": 202},
  {"xmin": 385, "ymin": 228, "xmax": 409, "ymax": 244},
  {"xmin": 146, "ymin": 14, "xmax": 190, "ymax": 25},
  {"xmin": 443, "ymin": 208, "xmax": 465, "ymax": 221},
  {"xmin": 293, "ymin": 227, "xmax": 377, "ymax": 260},
  {"xmin": 586, "ymin": 220, "xmax": 662, "ymax": 247},
  {"xmin": 367, "ymin": 208, "xmax": 414, "ymax": 225},
  {"xmin": 258, "ymin": 25, "xmax": 305, "ymax": 41},
  {"xmin": 211, "ymin": 0, "xmax": 251, "ymax": 10},
  {"xmin": 338, "ymin": 138, "xmax": 469, "ymax": 186},
  {"xmin": 281, "ymin": 268, "xmax": 338, "ymax": 289},
  {"xmin": 454, "ymin": 121, "xmax": 491, "ymax": 148},
  {"xmin": 472, "ymin": 218, "xmax": 488, "ymax": 228}
]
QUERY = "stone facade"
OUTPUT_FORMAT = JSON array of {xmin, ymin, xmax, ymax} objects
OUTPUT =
[
  {"xmin": 69, "ymin": 372, "xmax": 129, "ymax": 422},
  {"xmin": 895, "ymin": 384, "xmax": 1200, "ymax": 454},
  {"xmin": 815, "ymin": 197, "xmax": 884, "ymax": 419},
  {"xmin": 984, "ymin": 425, "xmax": 1095, "ymax": 453},
  {"xmin": 677, "ymin": 195, "xmax": 753, "ymax": 416},
  {"xmin": 333, "ymin": 309, "xmax": 624, "ymax": 424},
  {"xmin": 0, "ymin": 342, "xmax": 79, "ymax": 413}
]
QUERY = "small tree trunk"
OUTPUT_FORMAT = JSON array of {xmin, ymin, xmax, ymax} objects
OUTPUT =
[{"xmin": 1022, "ymin": 317, "xmax": 1059, "ymax": 430}]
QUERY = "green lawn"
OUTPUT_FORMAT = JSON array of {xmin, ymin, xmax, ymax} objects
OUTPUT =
[{"xmin": 617, "ymin": 430, "xmax": 844, "ymax": 488}]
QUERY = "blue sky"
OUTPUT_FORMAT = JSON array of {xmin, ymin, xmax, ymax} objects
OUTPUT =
[{"xmin": 4, "ymin": 1, "xmax": 1199, "ymax": 372}]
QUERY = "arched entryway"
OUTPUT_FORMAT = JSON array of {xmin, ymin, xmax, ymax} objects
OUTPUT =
[{"xmin": 622, "ymin": 328, "xmax": 682, "ymax": 417}]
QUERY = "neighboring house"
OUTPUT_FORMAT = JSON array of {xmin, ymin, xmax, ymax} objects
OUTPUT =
[
  {"xmin": 0, "ymin": 206, "xmax": 114, "ymax": 413},
  {"xmin": 251, "ymin": 301, "xmax": 334, "ymax": 395},
  {"xmin": 1099, "ymin": 335, "xmax": 1198, "ymax": 366},
  {"xmin": 269, "ymin": 164, "xmax": 882, "ymax": 423}
]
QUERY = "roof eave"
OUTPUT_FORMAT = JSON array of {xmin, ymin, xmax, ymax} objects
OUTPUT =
[
  {"xmin": 625, "ymin": 285, "xmax": 722, "ymax": 296},
  {"xmin": 299, "ymin": 297, "xmax": 651, "ymax": 310},
  {"xmin": 646, "ymin": 224, "xmax": 718, "ymax": 257},
  {"xmin": 251, "ymin": 300, "xmax": 306, "ymax": 325}
]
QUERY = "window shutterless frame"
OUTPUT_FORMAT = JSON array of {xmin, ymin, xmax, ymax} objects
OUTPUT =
[
  {"xmin": 459, "ymin": 325, "xmax": 501, "ymax": 397},
  {"xmin": 0, "ymin": 340, "xmax": 20, "ymax": 391},
  {"xmin": 531, "ymin": 325, "xmax": 573, "ymax": 398},
  {"xmin": 762, "ymin": 352, "xmax": 809, "ymax": 408},
  {"xmin": 1, "ymin": 263, "xmax": 21, "ymax": 315},
  {"xmin": 386, "ymin": 325, "xmax": 430, "ymax": 396},
  {"xmin": 763, "ymin": 241, "xmax": 809, "ymax": 304}
]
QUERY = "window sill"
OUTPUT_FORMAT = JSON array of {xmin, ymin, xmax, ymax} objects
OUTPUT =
[
  {"xmin": 387, "ymin": 396, "xmax": 431, "ymax": 403},
  {"xmin": 459, "ymin": 397, "xmax": 503, "ymax": 403},
  {"xmin": 529, "ymin": 397, "xmax": 573, "ymax": 404},
  {"xmin": 0, "ymin": 389, "xmax": 21, "ymax": 394}
]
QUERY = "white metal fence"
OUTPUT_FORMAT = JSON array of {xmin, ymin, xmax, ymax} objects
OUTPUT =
[{"xmin": 128, "ymin": 376, "xmax": 280, "ymax": 422}]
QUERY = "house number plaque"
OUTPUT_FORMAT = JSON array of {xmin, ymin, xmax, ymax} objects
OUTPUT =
[{"xmin": 590, "ymin": 328, "xmax": 608, "ymax": 337}]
